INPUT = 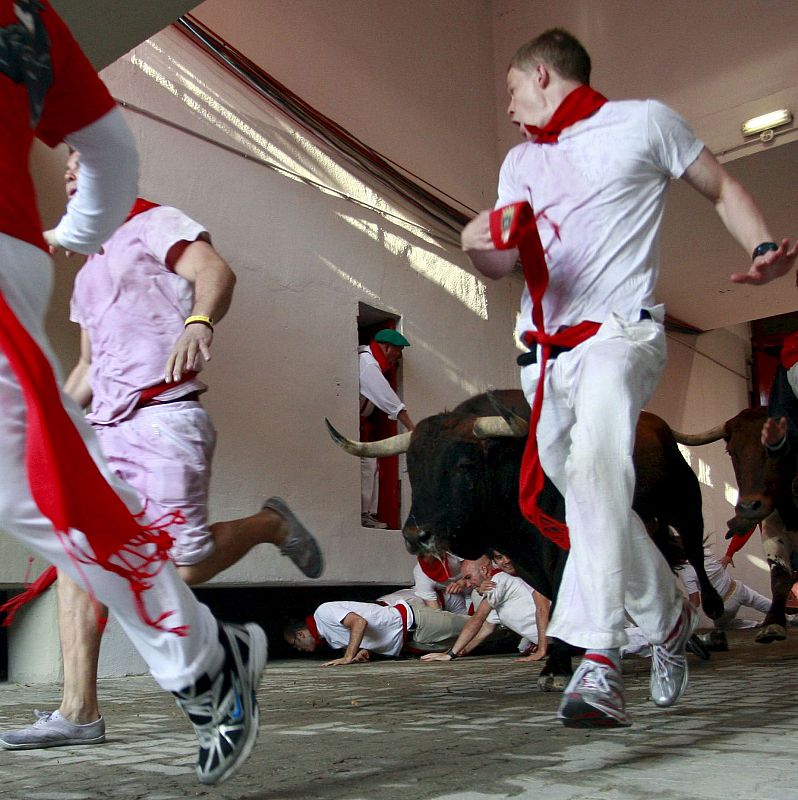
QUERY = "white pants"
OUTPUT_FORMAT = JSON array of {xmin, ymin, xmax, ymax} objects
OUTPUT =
[
  {"xmin": 521, "ymin": 309, "xmax": 683, "ymax": 650},
  {"xmin": 0, "ymin": 236, "xmax": 222, "ymax": 692},
  {"xmin": 361, "ymin": 457, "xmax": 379, "ymax": 515},
  {"xmin": 715, "ymin": 580, "xmax": 771, "ymax": 629}
]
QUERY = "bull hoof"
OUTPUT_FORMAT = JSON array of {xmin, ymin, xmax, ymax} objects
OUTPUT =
[
  {"xmin": 755, "ymin": 624, "xmax": 787, "ymax": 644},
  {"xmin": 538, "ymin": 672, "xmax": 569, "ymax": 692}
]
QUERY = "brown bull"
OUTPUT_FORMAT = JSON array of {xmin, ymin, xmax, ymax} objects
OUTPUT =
[{"xmin": 673, "ymin": 406, "xmax": 797, "ymax": 644}]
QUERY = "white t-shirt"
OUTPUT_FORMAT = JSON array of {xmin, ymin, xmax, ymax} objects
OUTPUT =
[
  {"xmin": 496, "ymin": 99, "xmax": 704, "ymax": 340},
  {"xmin": 679, "ymin": 550, "xmax": 733, "ymax": 598},
  {"xmin": 358, "ymin": 346, "xmax": 405, "ymax": 419},
  {"xmin": 313, "ymin": 601, "xmax": 405, "ymax": 656},
  {"xmin": 413, "ymin": 553, "xmax": 466, "ymax": 614},
  {"xmin": 481, "ymin": 571, "xmax": 539, "ymax": 642}
]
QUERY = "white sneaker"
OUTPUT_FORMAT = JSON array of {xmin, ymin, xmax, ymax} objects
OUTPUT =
[
  {"xmin": 558, "ymin": 655, "xmax": 631, "ymax": 728},
  {"xmin": 361, "ymin": 513, "xmax": 388, "ymax": 529},
  {"xmin": 0, "ymin": 710, "xmax": 105, "ymax": 749},
  {"xmin": 650, "ymin": 601, "xmax": 699, "ymax": 707}
]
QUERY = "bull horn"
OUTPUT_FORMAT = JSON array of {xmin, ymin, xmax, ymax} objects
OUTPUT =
[
  {"xmin": 671, "ymin": 424, "xmax": 726, "ymax": 446},
  {"xmin": 486, "ymin": 389, "xmax": 529, "ymax": 435},
  {"xmin": 473, "ymin": 415, "xmax": 528, "ymax": 439},
  {"xmin": 325, "ymin": 418, "xmax": 412, "ymax": 457}
]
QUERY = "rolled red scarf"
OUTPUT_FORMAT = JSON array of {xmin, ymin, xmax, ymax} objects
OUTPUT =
[
  {"xmin": 417, "ymin": 554, "xmax": 452, "ymax": 583},
  {"xmin": 524, "ymin": 84, "xmax": 607, "ymax": 144}
]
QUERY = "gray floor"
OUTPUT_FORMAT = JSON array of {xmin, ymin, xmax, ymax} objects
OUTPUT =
[{"xmin": 0, "ymin": 629, "xmax": 796, "ymax": 800}]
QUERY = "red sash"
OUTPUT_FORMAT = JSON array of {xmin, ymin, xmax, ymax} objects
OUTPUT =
[
  {"xmin": 0, "ymin": 290, "xmax": 185, "ymax": 634},
  {"xmin": 491, "ymin": 202, "xmax": 600, "ymax": 550}
]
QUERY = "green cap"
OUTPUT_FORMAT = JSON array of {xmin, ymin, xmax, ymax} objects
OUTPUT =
[{"xmin": 373, "ymin": 329, "xmax": 410, "ymax": 347}]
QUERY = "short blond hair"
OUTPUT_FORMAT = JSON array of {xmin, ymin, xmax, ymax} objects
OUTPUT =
[{"xmin": 510, "ymin": 28, "xmax": 591, "ymax": 85}]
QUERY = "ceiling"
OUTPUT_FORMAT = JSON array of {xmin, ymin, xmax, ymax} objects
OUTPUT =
[{"xmin": 49, "ymin": 0, "xmax": 797, "ymax": 334}]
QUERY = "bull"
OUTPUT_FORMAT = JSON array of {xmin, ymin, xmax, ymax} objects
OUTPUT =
[
  {"xmin": 327, "ymin": 389, "xmax": 722, "ymax": 688},
  {"xmin": 673, "ymin": 405, "xmax": 797, "ymax": 644}
]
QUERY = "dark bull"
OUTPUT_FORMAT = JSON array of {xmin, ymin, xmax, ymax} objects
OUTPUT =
[{"xmin": 328, "ymin": 390, "xmax": 722, "ymax": 688}]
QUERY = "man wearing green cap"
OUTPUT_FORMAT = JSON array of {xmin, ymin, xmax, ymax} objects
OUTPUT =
[{"xmin": 358, "ymin": 329, "xmax": 415, "ymax": 528}]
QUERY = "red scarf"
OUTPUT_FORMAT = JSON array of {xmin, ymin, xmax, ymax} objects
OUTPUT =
[
  {"xmin": 417, "ymin": 554, "xmax": 452, "ymax": 583},
  {"xmin": 369, "ymin": 339, "xmax": 391, "ymax": 373},
  {"xmin": 305, "ymin": 614, "xmax": 324, "ymax": 644},
  {"xmin": 125, "ymin": 197, "xmax": 160, "ymax": 222},
  {"xmin": 0, "ymin": 250, "xmax": 186, "ymax": 635},
  {"xmin": 524, "ymin": 85, "xmax": 607, "ymax": 144}
]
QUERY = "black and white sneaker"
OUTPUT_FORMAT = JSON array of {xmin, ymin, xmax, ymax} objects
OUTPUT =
[{"xmin": 173, "ymin": 622, "xmax": 268, "ymax": 785}]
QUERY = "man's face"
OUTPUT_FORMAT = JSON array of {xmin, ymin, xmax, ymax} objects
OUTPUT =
[
  {"xmin": 64, "ymin": 150, "xmax": 80, "ymax": 199},
  {"xmin": 506, "ymin": 66, "xmax": 547, "ymax": 137},
  {"xmin": 492, "ymin": 551, "xmax": 516, "ymax": 575},
  {"xmin": 286, "ymin": 628, "xmax": 317, "ymax": 652},
  {"xmin": 381, "ymin": 343, "xmax": 404, "ymax": 366},
  {"xmin": 461, "ymin": 560, "xmax": 487, "ymax": 590}
]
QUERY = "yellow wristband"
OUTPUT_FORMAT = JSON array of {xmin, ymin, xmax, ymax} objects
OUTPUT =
[{"xmin": 185, "ymin": 315, "xmax": 214, "ymax": 330}]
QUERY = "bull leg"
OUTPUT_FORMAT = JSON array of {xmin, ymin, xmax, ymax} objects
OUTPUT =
[
  {"xmin": 537, "ymin": 638, "xmax": 578, "ymax": 692},
  {"xmin": 756, "ymin": 515, "xmax": 792, "ymax": 643}
]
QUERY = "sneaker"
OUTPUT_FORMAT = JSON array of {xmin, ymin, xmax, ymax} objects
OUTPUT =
[
  {"xmin": 361, "ymin": 513, "xmax": 388, "ymax": 529},
  {"xmin": 557, "ymin": 655, "xmax": 631, "ymax": 728},
  {"xmin": 174, "ymin": 622, "xmax": 268, "ymax": 785},
  {"xmin": 649, "ymin": 601, "xmax": 699, "ymax": 707},
  {"xmin": 264, "ymin": 497, "xmax": 324, "ymax": 578},
  {"xmin": 0, "ymin": 710, "xmax": 105, "ymax": 749}
]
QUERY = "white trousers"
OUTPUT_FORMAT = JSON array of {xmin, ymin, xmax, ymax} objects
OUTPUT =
[
  {"xmin": 521, "ymin": 309, "xmax": 683, "ymax": 650},
  {"xmin": 361, "ymin": 457, "xmax": 379, "ymax": 515},
  {"xmin": 0, "ymin": 236, "xmax": 222, "ymax": 692}
]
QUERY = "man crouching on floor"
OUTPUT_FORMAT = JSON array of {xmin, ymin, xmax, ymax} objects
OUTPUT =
[{"xmin": 284, "ymin": 599, "xmax": 467, "ymax": 665}]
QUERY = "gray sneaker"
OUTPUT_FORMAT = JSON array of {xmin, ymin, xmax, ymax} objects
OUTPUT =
[
  {"xmin": 174, "ymin": 622, "xmax": 267, "ymax": 785},
  {"xmin": 0, "ymin": 710, "xmax": 105, "ymax": 749},
  {"xmin": 264, "ymin": 497, "xmax": 324, "ymax": 578},
  {"xmin": 557, "ymin": 655, "xmax": 631, "ymax": 728},
  {"xmin": 650, "ymin": 601, "xmax": 699, "ymax": 707}
]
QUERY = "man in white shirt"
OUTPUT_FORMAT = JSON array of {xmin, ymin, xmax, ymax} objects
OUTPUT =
[
  {"xmin": 461, "ymin": 27, "xmax": 796, "ymax": 728},
  {"xmin": 284, "ymin": 598, "xmax": 467, "ymax": 665},
  {"xmin": 358, "ymin": 329, "xmax": 414, "ymax": 528},
  {"xmin": 421, "ymin": 555, "xmax": 550, "ymax": 663}
]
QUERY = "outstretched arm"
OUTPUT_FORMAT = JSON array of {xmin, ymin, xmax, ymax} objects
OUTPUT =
[
  {"xmin": 421, "ymin": 599, "xmax": 493, "ymax": 662},
  {"xmin": 682, "ymin": 147, "xmax": 797, "ymax": 285}
]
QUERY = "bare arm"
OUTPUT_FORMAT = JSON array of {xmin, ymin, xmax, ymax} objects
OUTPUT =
[
  {"xmin": 164, "ymin": 239, "xmax": 237, "ymax": 383},
  {"xmin": 682, "ymin": 147, "xmax": 798, "ymax": 285},
  {"xmin": 421, "ymin": 599, "xmax": 493, "ymax": 662},
  {"xmin": 323, "ymin": 612, "xmax": 370, "ymax": 666},
  {"xmin": 63, "ymin": 329, "xmax": 93, "ymax": 409},
  {"xmin": 461, "ymin": 210, "xmax": 519, "ymax": 279},
  {"xmin": 397, "ymin": 409, "xmax": 416, "ymax": 432}
]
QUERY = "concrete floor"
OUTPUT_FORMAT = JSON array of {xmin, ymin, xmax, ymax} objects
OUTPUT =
[{"xmin": 1, "ymin": 628, "xmax": 797, "ymax": 800}]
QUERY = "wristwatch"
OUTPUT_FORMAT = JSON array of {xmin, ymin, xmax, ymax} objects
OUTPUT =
[
  {"xmin": 446, "ymin": 649, "xmax": 458, "ymax": 660},
  {"xmin": 752, "ymin": 241, "xmax": 779, "ymax": 260}
]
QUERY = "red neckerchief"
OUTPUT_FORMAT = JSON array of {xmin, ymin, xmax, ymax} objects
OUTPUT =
[
  {"xmin": 305, "ymin": 614, "xmax": 324, "ymax": 644},
  {"xmin": 524, "ymin": 85, "xmax": 607, "ymax": 144},
  {"xmin": 0, "ymin": 290, "xmax": 186, "ymax": 634},
  {"xmin": 125, "ymin": 198, "xmax": 160, "ymax": 223},
  {"xmin": 418, "ymin": 554, "xmax": 452, "ymax": 583},
  {"xmin": 491, "ymin": 202, "xmax": 601, "ymax": 550},
  {"xmin": 369, "ymin": 340, "xmax": 391, "ymax": 373}
]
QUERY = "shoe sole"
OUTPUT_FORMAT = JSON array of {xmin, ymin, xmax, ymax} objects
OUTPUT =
[
  {"xmin": 558, "ymin": 695, "xmax": 631, "ymax": 729},
  {"xmin": 263, "ymin": 497, "xmax": 325, "ymax": 578},
  {"xmin": 0, "ymin": 733, "xmax": 105, "ymax": 750},
  {"xmin": 201, "ymin": 623, "xmax": 268, "ymax": 786}
]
